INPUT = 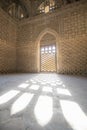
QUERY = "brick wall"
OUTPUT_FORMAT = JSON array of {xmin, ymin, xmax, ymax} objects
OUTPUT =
[
  {"xmin": 0, "ymin": 9, "xmax": 17, "ymax": 73},
  {"xmin": 40, "ymin": 33, "xmax": 56, "ymax": 46},
  {"xmin": 17, "ymin": 0, "xmax": 87, "ymax": 74},
  {"xmin": 0, "ymin": 0, "xmax": 87, "ymax": 74}
]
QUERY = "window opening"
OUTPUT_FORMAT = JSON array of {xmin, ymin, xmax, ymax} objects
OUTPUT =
[{"xmin": 40, "ymin": 44, "xmax": 56, "ymax": 72}]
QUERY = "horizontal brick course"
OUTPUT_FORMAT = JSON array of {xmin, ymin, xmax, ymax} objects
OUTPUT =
[{"xmin": 0, "ymin": 0, "xmax": 87, "ymax": 75}]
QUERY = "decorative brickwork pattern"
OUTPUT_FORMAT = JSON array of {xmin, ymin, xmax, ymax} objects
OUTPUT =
[
  {"xmin": 17, "ymin": 0, "xmax": 87, "ymax": 74},
  {"xmin": 0, "ymin": 0, "xmax": 87, "ymax": 75},
  {"xmin": 0, "ymin": 9, "xmax": 17, "ymax": 73}
]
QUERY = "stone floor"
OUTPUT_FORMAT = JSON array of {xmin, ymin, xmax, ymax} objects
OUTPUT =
[{"xmin": 0, "ymin": 73, "xmax": 87, "ymax": 130}]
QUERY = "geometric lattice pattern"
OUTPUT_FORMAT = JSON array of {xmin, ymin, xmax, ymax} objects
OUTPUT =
[{"xmin": 40, "ymin": 44, "xmax": 56, "ymax": 72}]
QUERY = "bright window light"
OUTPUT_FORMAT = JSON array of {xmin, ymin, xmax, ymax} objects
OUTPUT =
[
  {"xmin": 41, "ymin": 48, "xmax": 44, "ymax": 51},
  {"xmin": 49, "ymin": 46, "xmax": 51, "ymax": 50},
  {"xmin": 45, "ymin": 47, "xmax": 48, "ymax": 51},
  {"xmin": 11, "ymin": 93, "xmax": 34, "ymax": 115},
  {"xmin": 57, "ymin": 88, "xmax": 72, "ymax": 96},
  {"xmin": 45, "ymin": 6, "xmax": 50, "ymax": 13},
  {"xmin": 21, "ymin": 13, "xmax": 24, "ymax": 18},
  {"xmin": 18, "ymin": 83, "xmax": 29, "ymax": 88},
  {"xmin": 0, "ymin": 90, "xmax": 20, "ymax": 105},
  {"xmin": 49, "ymin": 50, "xmax": 51, "ymax": 53},
  {"xmin": 52, "ymin": 46, "xmax": 55, "ymax": 49},
  {"xmin": 60, "ymin": 100, "xmax": 87, "ymax": 130},
  {"xmin": 42, "ymin": 87, "xmax": 52, "ymax": 93},
  {"xmin": 29, "ymin": 85, "xmax": 40, "ymax": 90},
  {"xmin": 34, "ymin": 96, "xmax": 53, "ymax": 126}
]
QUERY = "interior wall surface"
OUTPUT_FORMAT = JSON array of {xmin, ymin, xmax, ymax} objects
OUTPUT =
[
  {"xmin": 0, "ymin": 9, "xmax": 17, "ymax": 73},
  {"xmin": 0, "ymin": 1, "xmax": 86, "ymax": 74},
  {"xmin": 17, "ymin": 0, "xmax": 87, "ymax": 74}
]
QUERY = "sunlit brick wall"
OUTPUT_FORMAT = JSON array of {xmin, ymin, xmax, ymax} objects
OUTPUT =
[
  {"xmin": 17, "ymin": 0, "xmax": 87, "ymax": 74},
  {"xmin": 0, "ymin": 9, "xmax": 17, "ymax": 73}
]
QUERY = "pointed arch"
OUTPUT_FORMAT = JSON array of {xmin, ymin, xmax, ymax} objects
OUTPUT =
[{"xmin": 35, "ymin": 28, "xmax": 59, "ymax": 72}]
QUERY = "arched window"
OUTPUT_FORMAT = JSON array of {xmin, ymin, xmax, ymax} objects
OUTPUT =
[{"xmin": 38, "ymin": 0, "xmax": 56, "ymax": 14}]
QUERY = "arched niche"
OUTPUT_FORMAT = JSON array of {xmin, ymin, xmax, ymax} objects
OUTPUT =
[{"xmin": 35, "ymin": 28, "xmax": 59, "ymax": 72}]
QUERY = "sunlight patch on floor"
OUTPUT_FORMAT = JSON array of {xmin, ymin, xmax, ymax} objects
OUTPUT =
[
  {"xmin": 56, "ymin": 81, "xmax": 63, "ymax": 85},
  {"xmin": 18, "ymin": 83, "xmax": 29, "ymax": 88},
  {"xmin": 0, "ymin": 90, "xmax": 20, "ymax": 105},
  {"xmin": 57, "ymin": 88, "xmax": 72, "ymax": 96},
  {"xmin": 29, "ymin": 85, "xmax": 40, "ymax": 90},
  {"xmin": 60, "ymin": 100, "xmax": 87, "ymax": 130},
  {"xmin": 11, "ymin": 93, "xmax": 34, "ymax": 115},
  {"xmin": 42, "ymin": 86, "xmax": 52, "ymax": 93},
  {"xmin": 50, "ymin": 83, "xmax": 56, "ymax": 86},
  {"xmin": 34, "ymin": 95, "xmax": 53, "ymax": 126}
]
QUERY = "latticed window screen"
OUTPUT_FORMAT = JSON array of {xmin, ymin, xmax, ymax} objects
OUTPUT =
[{"xmin": 40, "ymin": 44, "xmax": 56, "ymax": 72}]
